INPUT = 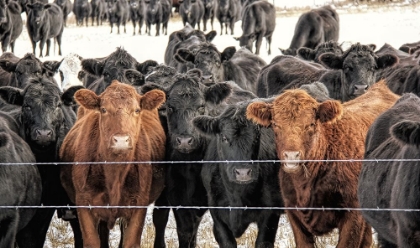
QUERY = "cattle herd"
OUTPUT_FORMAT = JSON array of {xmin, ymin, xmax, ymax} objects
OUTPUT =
[{"xmin": 2, "ymin": 1, "xmax": 420, "ymax": 248}]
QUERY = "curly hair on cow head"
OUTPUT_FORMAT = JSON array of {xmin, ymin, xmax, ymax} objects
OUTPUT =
[
  {"xmin": 342, "ymin": 43, "xmax": 377, "ymax": 59},
  {"xmin": 109, "ymin": 47, "xmax": 137, "ymax": 67}
]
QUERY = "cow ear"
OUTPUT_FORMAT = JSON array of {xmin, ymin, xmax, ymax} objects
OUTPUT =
[
  {"xmin": 140, "ymin": 89, "xmax": 166, "ymax": 110},
  {"xmin": 174, "ymin": 49, "xmax": 195, "ymax": 63},
  {"xmin": 193, "ymin": 115, "xmax": 220, "ymax": 136},
  {"xmin": 44, "ymin": 3, "xmax": 52, "ymax": 9},
  {"xmin": 246, "ymin": 102, "xmax": 273, "ymax": 127},
  {"xmin": 43, "ymin": 60, "xmax": 62, "ymax": 72},
  {"xmin": 136, "ymin": 59, "xmax": 158, "ymax": 74},
  {"xmin": 205, "ymin": 31, "xmax": 217, "ymax": 42},
  {"xmin": 297, "ymin": 47, "xmax": 315, "ymax": 61},
  {"xmin": 124, "ymin": 69, "xmax": 145, "ymax": 86},
  {"xmin": 204, "ymin": 82, "xmax": 232, "ymax": 104},
  {"xmin": 0, "ymin": 86, "xmax": 24, "ymax": 105},
  {"xmin": 74, "ymin": 89, "xmax": 100, "ymax": 110},
  {"xmin": 399, "ymin": 46, "xmax": 410, "ymax": 54},
  {"xmin": 376, "ymin": 54, "xmax": 398, "ymax": 69},
  {"xmin": 316, "ymin": 100, "xmax": 343, "ymax": 123},
  {"xmin": 318, "ymin": 53, "xmax": 343, "ymax": 69},
  {"xmin": 368, "ymin": 44, "xmax": 376, "ymax": 51},
  {"xmin": 186, "ymin": 68, "xmax": 202, "ymax": 81},
  {"xmin": 391, "ymin": 120, "xmax": 420, "ymax": 146},
  {"xmin": 81, "ymin": 59, "xmax": 104, "ymax": 76},
  {"xmin": 62, "ymin": 85, "xmax": 84, "ymax": 107},
  {"xmin": 221, "ymin": 47, "xmax": 236, "ymax": 62},
  {"xmin": 26, "ymin": 3, "xmax": 33, "ymax": 9},
  {"xmin": 0, "ymin": 59, "xmax": 17, "ymax": 72}
]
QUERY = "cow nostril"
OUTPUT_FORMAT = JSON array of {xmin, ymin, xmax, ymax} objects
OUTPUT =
[
  {"xmin": 187, "ymin": 138, "xmax": 193, "ymax": 145},
  {"xmin": 176, "ymin": 137, "xmax": 182, "ymax": 144},
  {"xmin": 248, "ymin": 169, "xmax": 252, "ymax": 175}
]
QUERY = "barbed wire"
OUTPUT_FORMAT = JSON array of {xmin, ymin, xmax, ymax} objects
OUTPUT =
[
  {"xmin": 1, "ymin": 158, "xmax": 420, "ymax": 165},
  {"xmin": 1, "ymin": 205, "xmax": 420, "ymax": 212}
]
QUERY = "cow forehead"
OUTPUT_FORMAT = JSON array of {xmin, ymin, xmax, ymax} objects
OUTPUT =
[
  {"xmin": 16, "ymin": 60, "xmax": 42, "ymax": 72},
  {"xmin": 100, "ymin": 85, "xmax": 139, "ymax": 107},
  {"xmin": 272, "ymin": 90, "xmax": 318, "ymax": 122}
]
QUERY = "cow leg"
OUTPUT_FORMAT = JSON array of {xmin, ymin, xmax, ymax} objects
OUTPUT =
[
  {"xmin": 98, "ymin": 221, "xmax": 110, "ymax": 248},
  {"xmin": 30, "ymin": 39, "xmax": 36, "ymax": 55},
  {"xmin": 133, "ymin": 20, "xmax": 136, "ymax": 35},
  {"xmin": 152, "ymin": 192, "xmax": 170, "ymax": 248},
  {"xmin": 285, "ymin": 210, "xmax": 315, "ymax": 248},
  {"xmin": 76, "ymin": 208, "xmax": 101, "ymax": 247},
  {"xmin": 46, "ymin": 39, "xmax": 51, "ymax": 57},
  {"xmin": 377, "ymin": 235, "xmax": 397, "ymax": 248},
  {"xmin": 225, "ymin": 22, "xmax": 228, "ymax": 35},
  {"xmin": 69, "ymin": 218, "xmax": 84, "ymax": 248},
  {"xmin": 210, "ymin": 209, "xmax": 236, "ymax": 247},
  {"xmin": 122, "ymin": 209, "xmax": 147, "ymax": 248},
  {"xmin": 229, "ymin": 21, "xmax": 234, "ymax": 35},
  {"xmin": 56, "ymin": 33, "xmax": 63, "ymax": 56},
  {"xmin": 219, "ymin": 22, "xmax": 223, "ymax": 35},
  {"xmin": 255, "ymin": 211, "xmax": 281, "ymax": 247},
  {"xmin": 0, "ymin": 210, "xmax": 19, "ymax": 248},
  {"xmin": 39, "ymin": 38, "xmax": 47, "ymax": 57},
  {"xmin": 147, "ymin": 22, "xmax": 151, "ymax": 36},
  {"xmin": 173, "ymin": 208, "xmax": 206, "ymax": 247},
  {"xmin": 10, "ymin": 41, "xmax": 15, "ymax": 53},
  {"xmin": 255, "ymin": 34, "xmax": 263, "ymax": 55},
  {"xmin": 2, "ymin": 34, "xmax": 11, "ymax": 52},
  {"xmin": 266, "ymin": 35, "xmax": 272, "ymax": 55},
  {"xmin": 110, "ymin": 22, "xmax": 114, "ymax": 33},
  {"xmin": 16, "ymin": 208, "xmax": 56, "ymax": 248},
  {"xmin": 336, "ymin": 211, "xmax": 372, "ymax": 248},
  {"xmin": 155, "ymin": 22, "xmax": 160, "ymax": 36}
]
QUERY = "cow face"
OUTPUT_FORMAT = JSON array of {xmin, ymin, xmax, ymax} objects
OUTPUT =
[
  {"xmin": 0, "ymin": 78, "xmax": 71, "ymax": 149},
  {"xmin": 26, "ymin": 2, "xmax": 51, "ymax": 24},
  {"xmin": 144, "ymin": 64, "xmax": 178, "ymax": 87},
  {"xmin": 235, "ymin": 35, "xmax": 255, "ymax": 53},
  {"xmin": 75, "ymin": 80, "xmax": 165, "ymax": 157},
  {"xmin": 319, "ymin": 43, "xmax": 398, "ymax": 101},
  {"xmin": 145, "ymin": 0, "xmax": 161, "ymax": 18},
  {"xmin": 193, "ymin": 103, "xmax": 260, "ymax": 184},
  {"xmin": 246, "ymin": 89, "xmax": 343, "ymax": 174},
  {"xmin": 0, "ymin": 53, "xmax": 44, "ymax": 89},
  {"xmin": 44, "ymin": 53, "xmax": 84, "ymax": 92},
  {"xmin": 81, "ymin": 48, "xmax": 145, "ymax": 87},
  {"xmin": 175, "ymin": 44, "xmax": 236, "ymax": 83}
]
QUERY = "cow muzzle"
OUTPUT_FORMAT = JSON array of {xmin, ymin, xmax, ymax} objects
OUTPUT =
[
  {"xmin": 282, "ymin": 151, "xmax": 302, "ymax": 173},
  {"xmin": 232, "ymin": 168, "xmax": 255, "ymax": 184},
  {"xmin": 110, "ymin": 134, "xmax": 133, "ymax": 151},
  {"xmin": 34, "ymin": 129, "xmax": 53, "ymax": 146},
  {"xmin": 353, "ymin": 84, "xmax": 369, "ymax": 96},
  {"xmin": 174, "ymin": 136, "xmax": 196, "ymax": 153}
]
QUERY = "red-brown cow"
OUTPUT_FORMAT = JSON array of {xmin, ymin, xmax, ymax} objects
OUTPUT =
[
  {"xmin": 59, "ymin": 80, "xmax": 166, "ymax": 248},
  {"xmin": 246, "ymin": 80, "xmax": 399, "ymax": 248}
]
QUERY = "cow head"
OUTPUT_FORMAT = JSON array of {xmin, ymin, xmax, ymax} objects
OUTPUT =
[
  {"xmin": 234, "ymin": 34, "xmax": 256, "ymax": 53},
  {"xmin": 319, "ymin": 43, "xmax": 398, "ymax": 101},
  {"xmin": 0, "ymin": 77, "xmax": 78, "ymax": 152},
  {"xmin": 144, "ymin": 64, "xmax": 178, "ymax": 87},
  {"xmin": 81, "ymin": 48, "xmax": 152, "ymax": 88},
  {"xmin": 297, "ymin": 40, "xmax": 344, "ymax": 63},
  {"xmin": 145, "ymin": 0, "xmax": 161, "ymax": 17},
  {"xmin": 193, "ymin": 102, "xmax": 262, "ymax": 184},
  {"xmin": 143, "ymin": 72, "xmax": 232, "ymax": 154},
  {"xmin": 26, "ymin": 2, "xmax": 51, "ymax": 24},
  {"xmin": 279, "ymin": 47, "xmax": 297, "ymax": 56},
  {"xmin": 0, "ymin": 53, "xmax": 45, "ymax": 89},
  {"xmin": 218, "ymin": 0, "xmax": 230, "ymax": 21},
  {"xmin": 174, "ymin": 43, "xmax": 236, "ymax": 83},
  {"xmin": 75, "ymin": 80, "xmax": 165, "ymax": 158},
  {"xmin": 247, "ymin": 89, "xmax": 343, "ymax": 175},
  {"xmin": 44, "ymin": 53, "xmax": 84, "ymax": 92}
]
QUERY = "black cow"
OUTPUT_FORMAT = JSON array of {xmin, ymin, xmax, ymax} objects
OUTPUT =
[
  {"xmin": 0, "ymin": 0, "xmax": 22, "ymax": 53},
  {"xmin": 179, "ymin": 0, "xmax": 204, "ymax": 30},
  {"xmin": 142, "ymin": 73, "xmax": 233, "ymax": 248},
  {"xmin": 399, "ymin": 40, "xmax": 420, "ymax": 54},
  {"xmin": 145, "ymin": 0, "xmax": 170, "ymax": 36},
  {"xmin": 192, "ymin": 100, "xmax": 283, "ymax": 247},
  {"xmin": 234, "ymin": 0, "xmax": 275, "ymax": 55},
  {"xmin": 107, "ymin": 0, "xmax": 130, "ymax": 34},
  {"xmin": 26, "ymin": 2, "xmax": 64, "ymax": 57},
  {"xmin": 73, "ymin": 0, "xmax": 91, "ymax": 26},
  {"xmin": 202, "ymin": 0, "xmax": 215, "ymax": 31},
  {"xmin": 54, "ymin": 0, "xmax": 72, "ymax": 26},
  {"xmin": 358, "ymin": 93, "xmax": 420, "ymax": 248},
  {"xmin": 216, "ymin": 0, "xmax": 240, "ymax": 35},
  {"xmin": 0, "ymin": 53, "xmax": 51, "ymax": 88},
  {"xmin": 144, "ymin": 63, "xmax": 178, "ymax": 87},
  {"xmin": 0, "ymin": 110, "xmax": 41, "ymax": 248},
  {"xmin": 279, "ymin": 5, "xmax": 340, "ymax": 56},
  {"xmin": 81, "ymin": 47, "xmax": 157, "ymax": 94},
  {"xmin": 175, "ymin": 43, "xmax": 266, "ymax": 95},
  {"xmin": 257, "ymin": 43, "xmax": 398, "ymax": 101},
  {"xmin": 299, "ymin": 81, "xmax": 331, "ymax": 102},
  {"xmin": 164, "ymin": 24, "xmax": 217, "ymax": 72},
  {"xmin": 0, "ymin": 78, "xmax": 83, "ymax": 248},
  {"xmin": 129, "ymin": 0, "xmax": 146, "ymax": 34},
  {"xmin": 90, "ymin": 0, "xmax": 106, "ymax": 26},
  {"xmin": 296, "ymin": 40, "xmax": 343, "ymax": 63}
]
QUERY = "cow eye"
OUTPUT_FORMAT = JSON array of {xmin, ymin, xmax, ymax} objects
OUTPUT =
[
  {"xmin": 23, "ymin": 105, "xmax": 31, "ymax": 111},
  {"xmin": 221, "ymin": 135, "xmax": 228, "ymax": 143},
  {"xmin": 101, "ymin": 107, "xmax": 107, "ymax": 113},
  {"xmin": 135, "ymin": 108, "xmax": 140, "ymax": 114},
  {"xmin": 103, "ymin": 72, "xmax": 110, "ymax": 78}
]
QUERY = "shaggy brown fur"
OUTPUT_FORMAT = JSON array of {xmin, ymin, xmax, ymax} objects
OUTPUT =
[
  {"xmin": 246, "ymin": 80, "xmax": 400, "ymax": 248},
  {"xmin": 59, "ymin": 80, "xmax": 166, "ymax": 248}
]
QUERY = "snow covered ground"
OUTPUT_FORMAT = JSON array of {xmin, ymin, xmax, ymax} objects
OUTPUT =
[{"xmin": 31, "ymin": 2, "xmax": 420, "ymax": 247}]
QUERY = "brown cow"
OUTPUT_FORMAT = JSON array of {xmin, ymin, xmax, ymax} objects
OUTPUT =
[
  {"xmin": 246, "ymin": 80, "xmax": 399, "ymax": 248},
  {"xmin": 59, "ymin": 80, "xmax": 166, "ymax": 248}
]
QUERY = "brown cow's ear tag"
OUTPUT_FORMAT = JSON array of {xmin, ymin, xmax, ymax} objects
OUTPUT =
[{"xmin": 74, "ymin": 89, "xmax": 100, "ymax": 110}]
